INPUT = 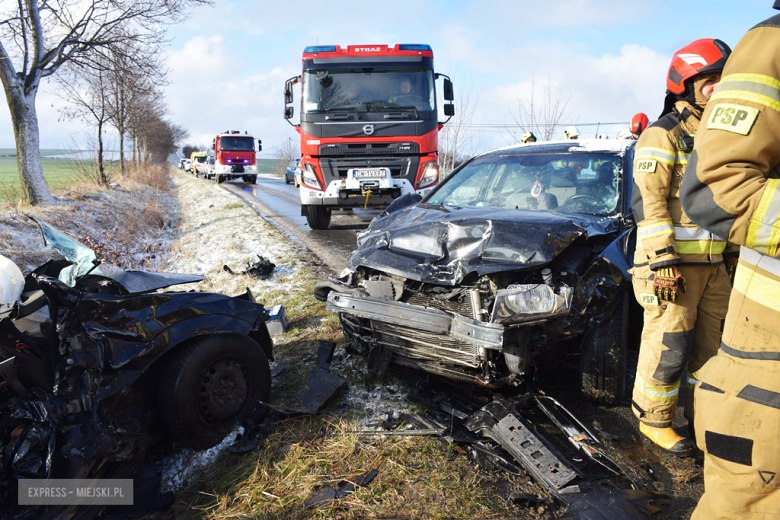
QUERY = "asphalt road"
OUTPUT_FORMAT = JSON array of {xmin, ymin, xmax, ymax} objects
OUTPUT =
[{"xmin": 217, "ymin": 173, "xmax": 382, "ymax": 275}]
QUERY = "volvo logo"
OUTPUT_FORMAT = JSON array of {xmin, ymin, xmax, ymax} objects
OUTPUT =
[{"xmin": 363, "ymin": 125, "xmax": 375, "ymax": 135}]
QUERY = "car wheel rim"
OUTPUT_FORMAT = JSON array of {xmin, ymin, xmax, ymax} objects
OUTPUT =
[{"xmin": 198, "ymin": 359, "xmax": 249, "ymax": 423}]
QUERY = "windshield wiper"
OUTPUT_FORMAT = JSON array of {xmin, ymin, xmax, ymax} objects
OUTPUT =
[
  {"xmin": 322, "ymin": 107, "xmax": 361, "ymax": 120},
  {"xmin": 383, "ymin": 106, "xmax": 418, "ymax": 119}
]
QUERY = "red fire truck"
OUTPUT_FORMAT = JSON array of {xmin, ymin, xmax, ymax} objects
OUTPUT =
[
  {"xmin": 284, "ymin": 44, "xmax": 454, "ymax": 229},
  {"xmin": 211, "ymin": 130, "xmax": 262, "ymax": 184}
]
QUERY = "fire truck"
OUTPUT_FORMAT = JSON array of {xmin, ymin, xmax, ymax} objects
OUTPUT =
[
  {"xmin": 284, "ymin": 44, "xmax": 454, "ymax": 229},
  {"xmin": 211, "ymin": 130, "xmax": 262, "ymax": 184}
]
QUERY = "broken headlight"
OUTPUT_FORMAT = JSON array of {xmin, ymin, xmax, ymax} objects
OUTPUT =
[{"xmin": 490, "ymin": 284, "xmax": 572, "ymax": 324}]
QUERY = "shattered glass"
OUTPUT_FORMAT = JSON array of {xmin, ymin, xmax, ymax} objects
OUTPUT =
[{"xmin": 31, "ymin": 217, "xmax": 100, "ymax": 286}]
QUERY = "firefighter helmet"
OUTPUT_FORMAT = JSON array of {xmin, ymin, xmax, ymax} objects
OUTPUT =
[
  {"xmin": 666, "ymin": 39, "xmax": 731, "ymax": 95},
  {"xmin": 564, "ymin": 126, "xmax": 579, "ymax": 139},
  {"xmin": 521, "ymin": 132, "xmax": 537, "ymax": 143},
  {"xmin": 631, "ymin": 113, "xmax": 650, "ymax": 135}
]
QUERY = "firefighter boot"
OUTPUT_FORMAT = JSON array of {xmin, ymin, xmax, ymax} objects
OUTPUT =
[{"xmin": 639, "ymin": 422, "xmax": 696, "ymax": 457}]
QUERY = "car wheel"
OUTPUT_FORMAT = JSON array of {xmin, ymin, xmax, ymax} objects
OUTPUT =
[
  {"xmin": 158, "ymin": 334, "xmax": 271, "ymax": 450},
  {"xmin": 580, "ymin": 293, "xmax": 628, "ymax": 406},
  {"xmin": 305, "ymin": 205, "xmax": 331, "ymax": 230},
  {"xmin": 217, "ymin": 175, "xmax": 224, "ymax": 184},
  {"xmin": 285, "ymin": 174, "xmax": 291, "ymax": 184},
  {"xmin": 250, "ymin": 175, "xmax": 257, "ymax": 184}
]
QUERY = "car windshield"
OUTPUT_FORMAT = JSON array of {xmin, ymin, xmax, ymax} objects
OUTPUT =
[
  {"xmin": 220, "ymin": 137, "xmax": 254, "ymax": 151},
  {"xmin": 194, "ymin": 156, "xmax": 207, "ymax": 163},
  {"xmin": 302, "ymin": 67, "xmax": 435, "ymax": 113},
  {"xmin": 426, "ymin": 152, "xmax": 623, "ymax": 217}
]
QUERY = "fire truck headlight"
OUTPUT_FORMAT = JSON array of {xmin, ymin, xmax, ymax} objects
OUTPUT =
[
  {"xmin": 247, "ymin": 165, "xmax": 257, "ymax": 171},
  {"xmin": 302, "ymin": 163, "xmax": 322, "ymax": 190},
  {"xmin": 418, "ymin": 161, "xmax": 439, "ymax": 189}
]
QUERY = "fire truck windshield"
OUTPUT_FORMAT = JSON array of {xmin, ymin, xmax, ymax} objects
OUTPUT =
[
  {"xmin": 220, "ymin": 137, "xmax": 255, "ymax": 151},
  {"xmin": 302, "ymin": 68, "xmax": 434, "ymax": 114}
]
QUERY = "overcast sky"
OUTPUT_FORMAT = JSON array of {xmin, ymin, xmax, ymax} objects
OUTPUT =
[{"xmin": 0, "ymin": 0, "xmax": 775, "ymax": 156}]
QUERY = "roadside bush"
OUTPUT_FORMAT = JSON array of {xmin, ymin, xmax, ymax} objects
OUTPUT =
[{"xmin": 125, "ymin": 162, "xmax": 173, "ymax": 191}]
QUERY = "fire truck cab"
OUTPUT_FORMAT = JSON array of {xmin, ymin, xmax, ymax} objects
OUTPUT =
[
  {"xmin": 284, "ymin": 44, "xmax": 454, "ymax": 229},
  {"xmin": 211, "ymin": 130, "xmax": 262, "ymax": 184}
]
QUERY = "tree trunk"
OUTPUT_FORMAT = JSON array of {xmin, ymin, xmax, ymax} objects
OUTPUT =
[
  {"xmin": 118, "ymin": 128, "xmax": 126, "ymax": 177},
  {"xmin": 97, "ymin": 120, "xmax": 105, "ymax": 185},
  {"xmin": 2, "ymin": 78, "xmax": 55, "ymax": 205}
]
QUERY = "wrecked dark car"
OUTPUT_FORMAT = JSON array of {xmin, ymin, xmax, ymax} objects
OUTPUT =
[
  {"xmin": 316, "ymin": 140, "xmax": 637, "ymax": 404},
  {"xmin": 0, "ymin": 218, "xmax": 274, "ymax": 515}
]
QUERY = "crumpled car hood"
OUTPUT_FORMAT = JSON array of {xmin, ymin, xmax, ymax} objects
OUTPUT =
[{"xmin": 349, "ymin": 195, "xmax": 620, "ymax": 285}]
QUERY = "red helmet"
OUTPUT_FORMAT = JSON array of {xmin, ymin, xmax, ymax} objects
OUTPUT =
[
  {"xmin": 630, "ymin": 113, "xmax": 650, "ymax": 135},
  {"xmin": 666, "ymin": 39, "xmax": 731, "ymax": 95}
]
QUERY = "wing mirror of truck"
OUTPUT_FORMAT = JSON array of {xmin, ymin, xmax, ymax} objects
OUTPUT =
[
  {"xmin": 257, "ymin": 140, "xmax": 263, "ymax": 152},
  {"xmin": 443, "ymin": 78, "xmax": 454, "ymax": 101},
  {"xmin": 284, "ymin": 86, "xmax": 293, "ymax": 105},
  {"xmin": 444, "ymin": 103, "xmax": 455, "ymax": 116},
  {"xmin": 284, "ymin": 107, "xmax": 294, "ymax": 119}
]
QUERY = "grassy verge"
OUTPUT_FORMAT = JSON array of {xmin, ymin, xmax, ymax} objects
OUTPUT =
[{"xmin": 163, "ymin": 172, "xmax": 523, "ymax": 519}]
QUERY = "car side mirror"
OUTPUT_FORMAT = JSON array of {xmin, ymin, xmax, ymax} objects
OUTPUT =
[
  {"xmin": 284, "ymin": 106, "xmax": 294, "ymax": 119},
  {"xmin": 284, "ymin": 86, "xmax": 293, "ymax": 104},
  {"xmin": 444, "ymin": 103, "xmax": 455, "ymax": 116},
  {"xmin": 443, "ymin": 78, "xmax": 454, "ymax": 101}
]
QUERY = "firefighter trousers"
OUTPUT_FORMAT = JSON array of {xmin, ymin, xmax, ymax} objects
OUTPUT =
[
  {"xmin": 629, "ymin": 263, "xmax": 731, "ymax": 427},
  {"xmin": 692, "ymin": 250, "xmax": 780, "ymax": 519}
]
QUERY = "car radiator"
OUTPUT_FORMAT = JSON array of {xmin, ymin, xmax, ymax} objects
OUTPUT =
[{"xmin": 340, "ymin": 306, "xmax": 481, "ymax": 369}]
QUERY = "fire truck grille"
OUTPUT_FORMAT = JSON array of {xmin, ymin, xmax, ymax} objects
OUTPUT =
[{"xmin": 319, "ymin": 143, "xmax": 419, "ymax": 156}]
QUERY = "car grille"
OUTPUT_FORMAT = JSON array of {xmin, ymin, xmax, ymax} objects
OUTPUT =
[{"xmin": 403, "ymin": 292, "xmax": 476, "ymax": 319}]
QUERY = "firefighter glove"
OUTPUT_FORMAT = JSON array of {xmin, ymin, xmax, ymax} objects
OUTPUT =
[
  {"xmin": 653, "ymin": 265, "xmax": 686, "ymax": 302},
  {"xmin": 724, "ymin": 253, "xmax": 739, "ymax": 285}
]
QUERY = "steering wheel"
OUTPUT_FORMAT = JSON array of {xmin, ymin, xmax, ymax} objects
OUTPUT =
[
  {"xmin": 394, "ymin": 94, "xmax": 423, "ymax": 102},
  {"xmin": 562, "ymin": 194, "xmax": 601, "ymax": 206}
]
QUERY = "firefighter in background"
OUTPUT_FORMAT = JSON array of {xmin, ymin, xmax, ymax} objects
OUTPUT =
[
  {"xmin": 631, "ymin": 113, "xmax": 650, "ymax": 139},
  {"xmin": 630, "ymin": 38, "xmax": 733, "ymax": 457},
  {"xmin": 680, "ymin": 10, "xmax": 780, "ymax": 518},
  {"xmin": 521, "ymin": 132, "xmax": 537, "ymax": 143},
  {"xmin": 564, "ymin": 126, "xmax": 579, "ymax": 139}
]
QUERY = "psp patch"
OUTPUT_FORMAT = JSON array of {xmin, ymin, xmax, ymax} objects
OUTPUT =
[
  {"xmin": 640, "ymin": 293, "xmax": 659, "ymax": 306},
  {"xmin": 636, "ymin": 159, "xmax": 657, "ymax": 174},
  {"xmin": 707, "ymin": 103, "xmax": 759, "ymax": 135}
]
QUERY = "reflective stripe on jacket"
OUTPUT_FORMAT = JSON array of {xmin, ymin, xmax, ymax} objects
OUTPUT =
[{"xmin": 632, "ymin": 106, "xmax": 726, "ymax": 269}]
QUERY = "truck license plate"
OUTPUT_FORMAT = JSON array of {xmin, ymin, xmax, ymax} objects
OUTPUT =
[{"xmin": 353, "ymin": 168, "xmax": 387, "ymax": 178}]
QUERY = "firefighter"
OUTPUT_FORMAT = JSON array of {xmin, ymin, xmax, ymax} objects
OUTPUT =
[
  {"xmin": 680, "ymin": 10, "xmax": 780, "ymax": 518},
  {"xmin": 631, "ymin": 113, "xmax": 650, "ymax": 139},
  {"xmin": 564, "ymin": 126, "xmax": 579, "ymax": 139},
  {"xmin": 521, "ymin": 132, "xmax": 537, "ymax": 143},
  {"xmin": 630, "ymin": 38, "xmax": 733, "ymax": 457}
]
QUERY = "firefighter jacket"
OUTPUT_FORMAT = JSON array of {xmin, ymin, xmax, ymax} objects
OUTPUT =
[
  {"xmin": 680, "ymin": 17, "xmax": 780, "ymax": 520},
  {"xmin": 632, "ymin": 102, "xmax": 727, "ymax": 270}
]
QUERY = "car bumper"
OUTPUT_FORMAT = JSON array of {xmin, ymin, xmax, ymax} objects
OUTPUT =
[{"xmin": 325, "ymin": 291, "xmax": 505, "ymax": 352}]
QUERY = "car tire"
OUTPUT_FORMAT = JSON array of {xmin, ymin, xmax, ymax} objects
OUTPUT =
[
  {"xmin": 217, "ymin": 175, "xmax": 224, "ymax": 184},
  {"xmin": 285, "ymin": 175, "xmax": 291, "ymax": 184},
  {"xmin": 158, "ymin": 334, "xmax": 271, "ymax": 450},
  {"xmin": 580, "ymin": 293, "xmax": 628, "ymax": 406},
  {"xmin": 305, "ymin": 205, "xmax": 331, "ymax": 230}
]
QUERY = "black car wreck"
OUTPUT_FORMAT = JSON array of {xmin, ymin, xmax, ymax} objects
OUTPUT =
[
  {"xmin": 0, "ymin": 218, "xmax": 274, "ymax": 517},
  {"xmin": 315, "ymin": 139, "xmax": 638, "ymax": 404}
]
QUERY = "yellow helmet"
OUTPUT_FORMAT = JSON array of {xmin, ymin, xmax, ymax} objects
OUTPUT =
[{"xmin": 521, "ymin": 132, "xmax": 537, "ymax": 143}]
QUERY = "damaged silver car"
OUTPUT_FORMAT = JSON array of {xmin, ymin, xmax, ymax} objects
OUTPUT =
[
  {"xmin": 0, "ymin": 218, "xmax": 274, "ymax": 516},
  {"xmin": 316, "ymin": 140, "xmax": 637, "ymax": 403}
]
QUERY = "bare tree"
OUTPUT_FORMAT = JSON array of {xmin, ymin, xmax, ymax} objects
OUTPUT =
[
  {"xmin": 0, "ymin": 0, "xmax": 210, "ymax": 204},
  {"xmin": 507, "ymin": 74, "xmax": 574, "ymax": 143},
  {"xmin": 274, "ymin": 137, "xmax": 300, "ymax": 177},
  {"xmin": 438, "ymin": 75, "xmax": 482, "ymax": 176},
  {"xmin": 56, "ymin": 63, "xmax": 113, "ymax": 184}
]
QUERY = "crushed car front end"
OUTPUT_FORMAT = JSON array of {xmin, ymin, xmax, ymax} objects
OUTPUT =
[{"xmin": 317, "ymin": 140, "xmax": 637, "ymax": 396}]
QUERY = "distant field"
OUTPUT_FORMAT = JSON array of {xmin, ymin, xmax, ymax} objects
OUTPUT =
[
  {"xmin": 256, "ymin": 158, "xmax": 277, "ymax": 173},
  {"xmin": 0, "ymin": 156, "xmax": 81, "ymax": 200}
]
